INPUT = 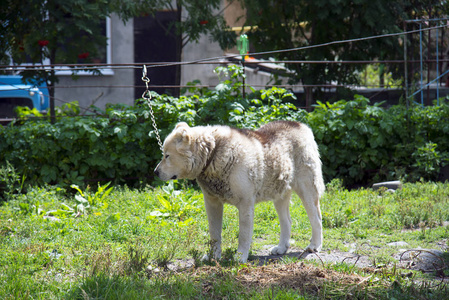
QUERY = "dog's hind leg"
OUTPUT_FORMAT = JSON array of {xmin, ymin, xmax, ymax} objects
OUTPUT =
[
  {"xmin": 203, "ymin": 195, "xmax": 223, "ymax": 261},
  {"xmin": 270, "ymin": 191, "xmax": 292, "ymax": 255},
  {"xmin": 293, "ymin": 180, "xmax": 323, "ymax": 253}
]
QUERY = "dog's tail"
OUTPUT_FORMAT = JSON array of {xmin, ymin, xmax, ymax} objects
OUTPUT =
[
  {"xmin": 314, "ymin": 156, "xmax": 325, "ymax": 199},
  {"xmin": 301, "ymin": 124, "xmax": 325, "ymax": 199}
]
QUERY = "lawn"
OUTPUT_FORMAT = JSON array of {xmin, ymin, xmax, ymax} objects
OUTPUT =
[{"xmin": 1, "ymin": 180, "xmax": 448, "ymax": 299}]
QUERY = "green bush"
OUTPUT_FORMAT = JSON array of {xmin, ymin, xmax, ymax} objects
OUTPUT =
[
  {"xmin": 1, "ymin": 65, "xmax": 448, "ymax": 191},
  {"xmin": 0, "ymin": 65, "xmax": 302, "ymax": 191},
  {"xmin": 309, "ymin": 97, "xmax": 449, "ymax": 185}
]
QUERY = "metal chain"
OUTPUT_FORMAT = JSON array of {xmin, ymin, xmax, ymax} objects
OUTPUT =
[{"xmin": 141, "ymin": 65, "xmax": 164, "ymax": 152}]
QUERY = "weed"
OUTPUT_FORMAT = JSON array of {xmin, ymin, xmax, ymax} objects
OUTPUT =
[
  {"xmin": 189, "ymin": 248, "xmax": 202, "ymax": 267},
  {"xmin": 150, "ymin": 180, "xmax": 202, "ymax": 224},
  {"xmin": 69, "ymin": 182, "xmax": 113, "ymax": 214},
  {"xmin": 221, "ymin": 248, "xmax": 239, "ymax": 266},
  {"xmin": 152, "ymin": 229, "xmax": 183, "ymax": 270},
  {"xmin": 0, "ymin": 161, "xmax": 26, "ymax": 201},
  {"xmin": 86, "ymin": 246, "xmax": 114, "ymax": 276},
  {"xmin": 125, "ymin": 244, "xmax": 150, "ymax": 276}
]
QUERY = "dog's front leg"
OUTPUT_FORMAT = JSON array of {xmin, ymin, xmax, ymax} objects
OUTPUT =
[
  {"xmin": 236, "ymin": 200, "xmax": 255, "ymax": 263},
  {"xmin": 203, "ymin": 195, "xmax": 223, "ymax": 261}
]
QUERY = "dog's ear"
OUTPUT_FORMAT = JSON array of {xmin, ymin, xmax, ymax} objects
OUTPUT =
[
  {"xmin": 175, "ymin": 122, "xmax": 190, "ymax": 130},
  {"xmin": 174, "ymin": 122, "xmax": 191, "ymax": 144}
]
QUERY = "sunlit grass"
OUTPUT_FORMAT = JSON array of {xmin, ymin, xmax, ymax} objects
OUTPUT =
[{"xmin": 0, "ymin": 180, "xmax": 448, "ymax": 299}]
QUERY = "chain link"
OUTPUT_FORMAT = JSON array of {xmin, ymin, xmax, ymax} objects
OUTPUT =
[{"xmin": 142, "ymin": 65, "xmax": 164, "ymax": 153}]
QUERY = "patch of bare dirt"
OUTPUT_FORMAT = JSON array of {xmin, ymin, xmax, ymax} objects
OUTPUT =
[
  {"xmin": 153, "ymin": 243, "xmax": 448, "ymax": 291},
  {"xmin": 234, "ymin": 262, "xmax": 369, "ymax": 290},
  {"xmin": 161, "ymin": 244, "xmax": 447, "ymax": 274},
  {"xmin": 252, "ymin": 248, "xmax": 373, "ymax": 268},
  {"xmin": 144, "ymin": 245, "xmax": 448, "ymax": 299},
  {"xmin": 192, "ymin": 261, "xmax": 373, "ymax": 297}
]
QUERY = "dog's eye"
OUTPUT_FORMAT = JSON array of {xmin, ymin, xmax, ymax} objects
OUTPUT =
[{"xmin": 165, "ymin": 154, "xmax": 169, "ymax": 159}]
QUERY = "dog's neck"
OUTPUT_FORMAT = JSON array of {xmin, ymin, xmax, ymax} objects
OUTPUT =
[{"xmin": 201, "ymin": 139, "xmax": 219, "ymax": 174}]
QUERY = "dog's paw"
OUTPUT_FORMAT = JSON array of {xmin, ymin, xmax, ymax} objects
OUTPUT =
[
  {"xmin": 201, "ymin": 252, "xmax": 221, "ymax": 262},
  {"xmin": 235, "ymin": 251, "xmax": 248, "ymax": 263},
  {"xmin": 201, "ymin": 254, "xmax": 210, "ymax": 261},
  {"xmin": 305, "ymin": 243, "xmax": 322, "ymax": 253},
  {"xmin": 270, "ymin": 245, "xmax": 289, "ymax": 256}
]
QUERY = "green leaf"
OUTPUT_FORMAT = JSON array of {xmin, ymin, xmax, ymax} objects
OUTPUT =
[
  {"xmin": 157, "ymin": 196, "xmax": 172, "ymax": 211},
  {"xmin": 75, "ymin": 194, "xmax": 89, "ymax": 204}
]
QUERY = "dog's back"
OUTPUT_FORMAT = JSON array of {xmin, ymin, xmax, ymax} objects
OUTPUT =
[{"xmin": 245, "ymin": 121, "xmax": 324, "ymax": 201}]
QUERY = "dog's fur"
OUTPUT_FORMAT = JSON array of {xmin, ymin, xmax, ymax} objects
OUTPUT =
[{"xmin": 154, "ymin": 121, "xmax": 324, "ymax": 262}]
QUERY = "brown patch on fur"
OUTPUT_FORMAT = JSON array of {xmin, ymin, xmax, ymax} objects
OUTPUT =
[
  {"xmin": 233, "ymin": 121, "xmax": 302, "ymax": 145},
  {"xmin": 233, "ymin": 128, "xmax": 269, "ymax": 145}
]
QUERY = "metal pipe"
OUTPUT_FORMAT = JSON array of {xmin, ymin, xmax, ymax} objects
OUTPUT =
[
  {"xmin": 436, "ymin": 27, "xmax": 440, "ymax": 105},
  {"xmin": 420, "ymin": 22, "xmax": 424, "ymax": 107}
]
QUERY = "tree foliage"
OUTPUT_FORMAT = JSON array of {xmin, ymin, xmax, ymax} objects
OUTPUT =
[
  {"xmin": 0, "ymin": 0, "xmax": 236, "ymax": 117},
  {"xmin": 2, "ymin": 0, "xmax": 121, "ymax": 83},
  {"xmin": 1, "ymin": 0, "xmax": 141, "ymax": 121},
  {"xmin": 0, "ymin": 0, "xmax": 235, "ymax": 80},
  {"xmin": 240, "ymin": 0, "xmax": 449, "ymax": 90}
]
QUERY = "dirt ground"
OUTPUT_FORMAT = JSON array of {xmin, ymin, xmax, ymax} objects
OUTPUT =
[
  {"xmin": 253, "ymin": 245, "xmax": 448, "ymax": 273},
  {"xmin": 160, "ymin": 240, "xmax": 448, "ymax": 288}
]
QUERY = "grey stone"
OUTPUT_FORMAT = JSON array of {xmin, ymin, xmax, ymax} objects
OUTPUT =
[
  {"xmin": 395, "ymin": 248, "xmax": 446, "ymax": 272},
  {"xmin": 387, "ymin": 241, "xmax": 409, "ymax": 247}
]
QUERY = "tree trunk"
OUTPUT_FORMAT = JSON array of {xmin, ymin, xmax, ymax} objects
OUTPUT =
[{"xmin": 305, "ymin": 86, "xmax": 313, "ymax": 112}]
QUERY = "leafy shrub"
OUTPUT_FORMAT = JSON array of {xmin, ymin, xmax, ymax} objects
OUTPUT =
[
  {"xmin": 0, "ymin": 65, "xmax": 303, "ymax": 189},
  {"xmin": 308, "ymin": 97, "xmax": 449, "ymax": 185},
  {"xmin": 0, "ymin": 108, "xmax": 156, "ymax": 188},
  {"xmin": 0, "ymin": 65, "xmax": 448, "ymax": 190}
]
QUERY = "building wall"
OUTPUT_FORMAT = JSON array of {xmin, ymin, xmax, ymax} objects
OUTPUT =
[
  {"xmin": 54, "ymin": 14, "xmax": 135, "ymax": 111},
  {"xmin": 180, "ymin": 34, "xmax": 223, "ymax": 88},
  {"xmin": 53, "ymin": 3, "xmax": 274, "ymax": 111}
]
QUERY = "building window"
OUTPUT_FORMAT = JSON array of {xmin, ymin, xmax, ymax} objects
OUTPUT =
[
  {"xmin": 55, "ymin": 17, "xmax": 113, "ymax": 76},
  {"xmin": 4, "ymin": 17, "xmax": 113, "ymax": 76}
]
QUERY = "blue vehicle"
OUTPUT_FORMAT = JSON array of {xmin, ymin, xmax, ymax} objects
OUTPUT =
[{"xmin": 0, "ymin": 75, "xmax": 49, "ymax": 118}]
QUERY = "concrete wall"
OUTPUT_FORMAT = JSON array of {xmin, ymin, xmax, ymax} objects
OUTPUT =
[
  {"xmin": 180, "ymin": 34, "xmax": 224, "ymax": 88},
  {"xmin": 54, "ymin": 14, "xmax": 135, "ymax": 111},
  {"xmin": 180, "ymin": 1, "xmax": 278, "ymax": 90}
]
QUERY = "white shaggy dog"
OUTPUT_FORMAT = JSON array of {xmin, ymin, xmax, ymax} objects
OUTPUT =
[{"xmin": 154, "ymin": 121, "xmax": 324, "ymax": 263}]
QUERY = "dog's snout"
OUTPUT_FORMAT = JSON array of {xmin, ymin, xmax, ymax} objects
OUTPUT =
[{"xmin": 154, "ymin": 168, "xmax": 160, "ymax": 177}]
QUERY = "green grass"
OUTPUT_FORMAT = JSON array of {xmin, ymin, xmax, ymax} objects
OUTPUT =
[{"xmin": 0, "ymin": 180, "xmax": 448, "ymax": 299}]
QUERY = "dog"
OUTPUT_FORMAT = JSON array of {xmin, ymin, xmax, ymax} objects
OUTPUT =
[{"xmin": 154, "ymin": 121, "xmax": 324, "ymax": 263}]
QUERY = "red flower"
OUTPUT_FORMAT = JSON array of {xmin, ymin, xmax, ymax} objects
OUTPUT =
[
  {"xmin": 38, "ymin": 40, "xmax": 49, "ymax": 47},
  {"xmin": 78, "ymin": 52, "xmax": 90, "ymax": 59},
  {"xmin": 199, "ymin": 20, "xmax": 209, "ymax": 25}
]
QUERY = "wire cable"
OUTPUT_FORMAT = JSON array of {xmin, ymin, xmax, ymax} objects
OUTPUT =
[
  {"xmin": 1, "ymin": 23, "xmax": 447, "ymax": 72},
  {"xmin": 142, "ymin": 23, "xmax": 449, "ymax": 69},
  {"xmin": 1, "ymin": 22, "xmax": 447, "ymax": 117}
]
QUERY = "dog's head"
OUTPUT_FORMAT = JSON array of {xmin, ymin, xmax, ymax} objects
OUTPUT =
[{"xmin": 154, "ymin": 122, "xmax": 213, "ymax": 181}]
